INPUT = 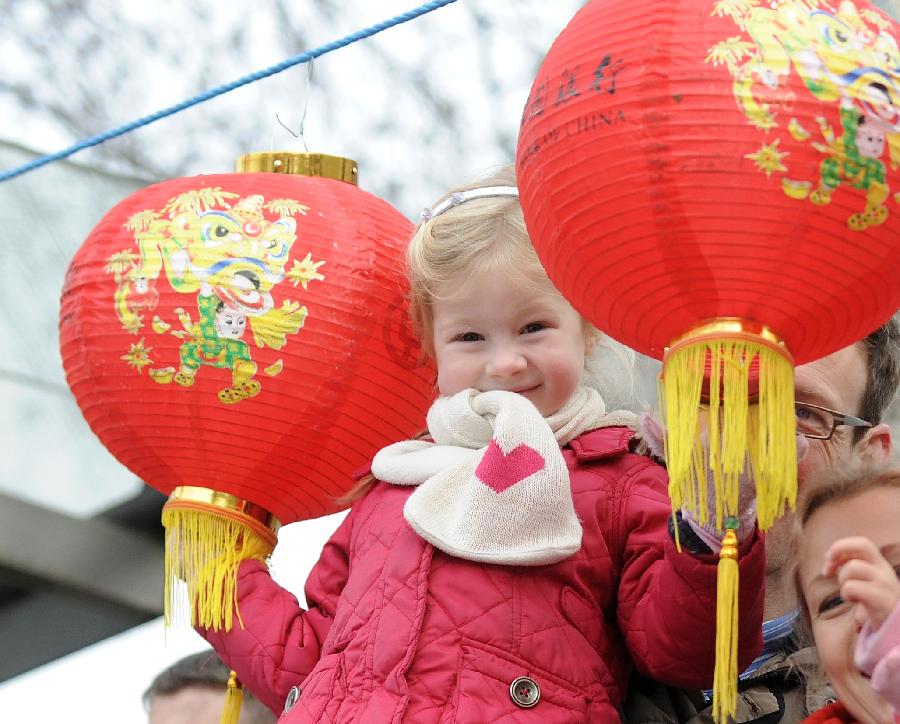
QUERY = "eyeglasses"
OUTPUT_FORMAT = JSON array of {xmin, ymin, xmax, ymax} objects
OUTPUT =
[{"xmin": 794, "ymin": 401, "xmax": 873, "ymax": 440}]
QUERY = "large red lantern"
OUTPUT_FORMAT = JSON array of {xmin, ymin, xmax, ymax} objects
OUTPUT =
[
  {"xmin": 60, "ymin": 152, "xmax": 434, "ymax": 630},
  {"xmin": 517, "ymin": 1, "xmax": 900, "ymax": 717}
]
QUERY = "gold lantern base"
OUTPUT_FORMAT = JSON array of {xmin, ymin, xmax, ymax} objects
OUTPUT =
[{"xmin": 162, "ymin": 487, "xmax": 281, "ymax": 631}]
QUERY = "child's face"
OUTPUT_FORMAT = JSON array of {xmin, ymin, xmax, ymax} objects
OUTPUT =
[
  {"xmin": 799, "ymin": 486, "xmax": 900, "ymax": 724},
  {"xmin": 857, "ymin": 120, "xmax": 886, "ymax": 159},
  {"xmin": 430, "ymin": 267, "xmax": 588, "ymax": 417},
  {"xmin": 215, "ymin": 307, "xmax": 247, "ymax": 339}
]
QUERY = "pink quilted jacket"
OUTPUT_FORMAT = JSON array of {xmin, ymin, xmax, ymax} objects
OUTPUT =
[{"xmin": 202, "ymin": 427, "xmax": 765, "ymax": 722}]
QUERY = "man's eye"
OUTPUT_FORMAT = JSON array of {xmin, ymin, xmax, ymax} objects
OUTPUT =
[
  {"xmin": 521, "ymin": 322, "xmax": 546, "ymax": 334},
  {"xmin": 794, "ymin": 404, "xmax": 829, "ymax": 434}
]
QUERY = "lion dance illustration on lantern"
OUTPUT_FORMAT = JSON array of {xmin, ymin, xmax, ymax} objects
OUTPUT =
[
  {"xmin": 108, "ymin": 188, "xmax": 318, "ymax": 403},
  {"xmin": 516, "ymin": 1, "xmax": 900, "ymax": 719},
  {"xmin": 710, "ymin": 0, "xmax": 900, "ymax": 230}
]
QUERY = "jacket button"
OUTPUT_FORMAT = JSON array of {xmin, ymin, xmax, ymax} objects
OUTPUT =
[
  {"xmin": 509, "ymin": 676, "xmax": 540, "ymax": 708},
  {"xmin": 283, "ymin": 685, "xmax": 301, "ymax": 713}
]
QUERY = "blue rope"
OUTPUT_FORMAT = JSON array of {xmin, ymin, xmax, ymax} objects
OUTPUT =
[{"xmin": 0, "ymin": 0, "xmax": 458, "ymax": 184}]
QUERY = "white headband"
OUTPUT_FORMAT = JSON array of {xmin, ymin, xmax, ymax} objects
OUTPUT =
[{"xmin": 421, "ymin": 185, "xmax": 519, "ymax": 222}]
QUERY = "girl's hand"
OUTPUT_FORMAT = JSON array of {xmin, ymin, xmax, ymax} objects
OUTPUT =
[{"xmin": 823, "ymin": 536, "xmax": 900, "ymax": 631}]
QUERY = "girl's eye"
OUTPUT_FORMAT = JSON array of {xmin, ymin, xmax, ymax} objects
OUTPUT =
[
  {"xmin": 454, "ymin": 332, "xmax": 482, "ymax": 343},
  {"xmin": 818, "ymin": 594, "xmax": 845, "ymax": 615},
  {"xmin": 521, "ymin": 322, "xmax": 546, "ymax": 334}
]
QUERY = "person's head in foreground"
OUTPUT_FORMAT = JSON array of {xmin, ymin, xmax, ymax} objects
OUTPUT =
[
  {"xmin": 144, "ymin": 650, "xmax": 274, "ymax": 724},
  {"xmin": 791, "ymin": 464, "xmax": 900, "ymax": 724}
]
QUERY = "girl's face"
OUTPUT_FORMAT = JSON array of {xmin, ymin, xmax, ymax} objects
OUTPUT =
[
  {"xmin": 799, "ymin": 486, "xmax": 900, "ymax": 724},
  {"xmin": 430, "ymin": 266, "xmax": 589, "ymax": 417}
]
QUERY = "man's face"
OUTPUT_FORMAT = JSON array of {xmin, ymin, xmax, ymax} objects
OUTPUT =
[
  {"xmin": 766, "ymin": 343, "xmax": 892, "ymax": 574},
  {"xmin": 795, "ymin": 344, "xmax": 870, "ymax": 485}
]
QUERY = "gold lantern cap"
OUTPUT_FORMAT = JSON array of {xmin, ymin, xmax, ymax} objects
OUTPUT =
[{"xmin": 235, "ymin": 152, "xmax": 358, "ymax": 185}]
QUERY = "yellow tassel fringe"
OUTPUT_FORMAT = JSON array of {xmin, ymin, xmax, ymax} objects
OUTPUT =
[
  {"xmin": 162, "ymin": 506, "xmax": 274, "ymax": 631},
  {"xmin": 713, "ymin": 528, "xmax": 740, "ymax": 724},
  {"xmin": 661, "ymin": 330, "xmax": 796, "ymax": 724},
  {"xmin": 220, "ymin": 670, "xmax": 244, "ymax": 724},
  {"xmin": 661, "ymin": 337, "xmax": 796, "ymax": 530}
]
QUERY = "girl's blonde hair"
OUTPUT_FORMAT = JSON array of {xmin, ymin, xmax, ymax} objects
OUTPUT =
[
  {"xmin": 407, "ymin": 163, "xmax": 635, "ymax": 406},
  {"xmin": 408, "ymin": 164, "xmax": 544, "ymax": 355}
]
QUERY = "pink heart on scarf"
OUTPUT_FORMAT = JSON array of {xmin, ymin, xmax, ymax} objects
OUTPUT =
[{"xmin": 475, "ymin": 440, "xmax": 545, "ymax": 493}]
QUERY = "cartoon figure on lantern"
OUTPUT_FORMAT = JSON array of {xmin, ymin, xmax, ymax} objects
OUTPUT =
[
  {"xmin": 104, "ymin": 188, "xmax": 326, "ymax": 404},
  {"xmin": 156, "ymin": 288, "xmax": 268, "ymax": 404},
  {"xmin": 707, "ymin": 0, "xmax": 900, "ymax": 230},
  {"xmin": 809, "ymin": 94, "xmax": 892, "ymax": 229}
]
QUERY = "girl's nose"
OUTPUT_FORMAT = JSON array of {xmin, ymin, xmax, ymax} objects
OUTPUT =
[{"xmin": 486, "ymin": 347, "xmax": 527, "ymax": 377}]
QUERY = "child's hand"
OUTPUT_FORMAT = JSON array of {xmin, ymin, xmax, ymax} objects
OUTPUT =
[{"xmin": 823, "ymin": 536, "xmax": 900, "ymax": 631}]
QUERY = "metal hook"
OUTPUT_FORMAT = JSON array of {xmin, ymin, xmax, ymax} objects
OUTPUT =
[
  {"xmin": 275, "ymin": 113, "xmax": 299, "ymax": 138},
  {"xmin": 272, "ymin": 61, "xmax": 314, "ymax": 152}
]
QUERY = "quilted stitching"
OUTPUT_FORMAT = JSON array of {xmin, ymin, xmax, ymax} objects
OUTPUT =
[{"xmin": 199, "ymin": 428, "xmax": 765, "ymax": 722}]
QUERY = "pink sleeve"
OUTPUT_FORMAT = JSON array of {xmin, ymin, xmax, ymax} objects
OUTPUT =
[
  {"xmin": 198, "ymin": 510, "xmax": 354, "ymax": 714},
  {"xmin": 855, "ymin": 599, "xmax": 900, "ymax": 710},
  {"xmin": 615, "ymin": 459, "xmax": 765, "ymax": 689}
]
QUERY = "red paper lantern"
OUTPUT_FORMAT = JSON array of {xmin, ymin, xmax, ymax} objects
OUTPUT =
[
  {"xmin": 516, "ymin": 3, "xmax": 900, "ymax": 717},
  {"xmin": 60, "ymin": 152, "xmax": 434, "ymax": 627},
  {"xmin": 517, "ymin": 0, "xmax": 900, "ymax": 521},
  {"xmin": 518, "ymin": 0, "xmax": 899, "ymax": 364}
]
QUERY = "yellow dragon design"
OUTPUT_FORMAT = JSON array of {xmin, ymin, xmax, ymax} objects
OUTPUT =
[
  {"xmin": 105, "ymin": 188, "xmax": 325, "ymax": 404},
  {"xmin": 707, "ymin": 0, "xmax": 900, "ymax": 229}
]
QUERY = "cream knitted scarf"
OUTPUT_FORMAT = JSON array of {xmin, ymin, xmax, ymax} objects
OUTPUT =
[{"xmin": 371, "ymin": 387, "xmax": 636, "ymax": 565}]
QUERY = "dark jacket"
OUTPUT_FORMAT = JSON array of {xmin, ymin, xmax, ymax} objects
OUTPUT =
[{"xmin": 621, "ymin": 645, "xmax": 837, "ymax": 723}]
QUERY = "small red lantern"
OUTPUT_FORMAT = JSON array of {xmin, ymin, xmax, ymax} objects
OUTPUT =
[
  {"xmin": 60, "ymin": 152, "xmax": 434, "ymax": 629},
  {"xmin": 517, "ymin": 1, "xmax": 900, "ymax": 717}
]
